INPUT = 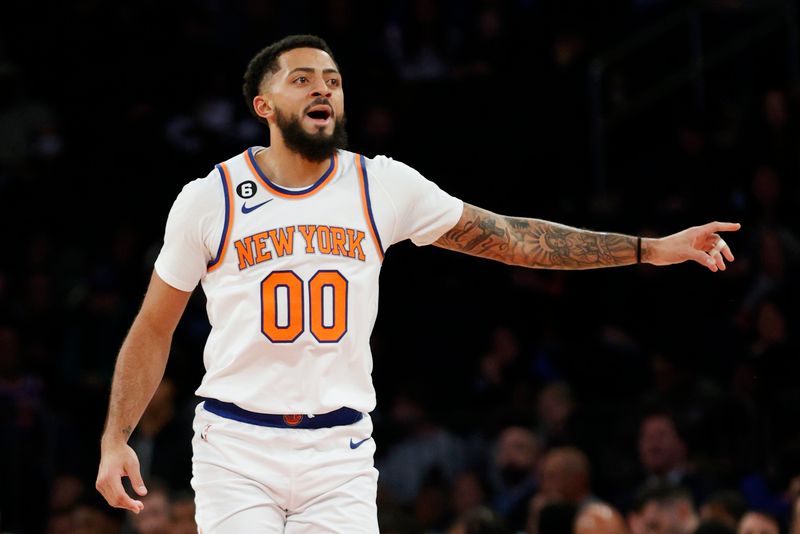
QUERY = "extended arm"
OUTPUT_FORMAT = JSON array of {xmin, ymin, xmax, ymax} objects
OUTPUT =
[
  {"xmin": 96, "ymin": 271, "xmax": 193, "ymax": 513},
  {"xmin": 434, "ymin": 203, "xmax": 740, "ymax": 271}
]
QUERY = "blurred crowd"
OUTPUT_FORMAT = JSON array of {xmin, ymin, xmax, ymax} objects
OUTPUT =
[{"xmin": 1, "ymin": 0, "xmax": 800, "ymax": 533}]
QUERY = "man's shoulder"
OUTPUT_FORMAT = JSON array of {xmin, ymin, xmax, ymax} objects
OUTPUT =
[
  {"xmin": 356, "ymin": 151, "xmax": 397, "ymax": 167},
  {"xmin": 343, "ymin": 150, "xmax": 419, "ymax": 180},
  {"xmin": 170, "ymin": 165, "xmax": 228, "ymax": 208},
  {"xmin": 186, "ymin": 147, "xmax": 255, "ymax": 190},
  {"xmin": 182, "ymin": 168, "xmax": 222, "ymax": 193}
]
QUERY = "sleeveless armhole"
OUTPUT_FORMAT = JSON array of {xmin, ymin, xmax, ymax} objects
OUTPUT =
[
  {"xmin": 355, "ymin": 154, "xmax": 385, "ymax": 262},
  {"xmin": 207, "ymin": 162, "xmax": 235, "ymax": 272}
]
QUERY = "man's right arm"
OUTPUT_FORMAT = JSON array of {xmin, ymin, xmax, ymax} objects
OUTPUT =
[
  {"xmin": 434, "ymin": 203, "xmax": 739, "ymax": 271},
  {"xmin": 95, "ymin": 271, "xmax": 193, "ymax": 513}
]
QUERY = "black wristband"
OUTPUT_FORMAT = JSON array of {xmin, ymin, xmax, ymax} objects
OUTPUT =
[{"xmin": 636, "ymin": 236, "xmax": 642, "ymax": 264}]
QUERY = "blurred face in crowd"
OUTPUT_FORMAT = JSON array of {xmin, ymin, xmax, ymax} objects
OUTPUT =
[
  {"xmin": 495, "ymin": 426, "xmax": 540, "ymax": 487},
  {"xmin": 638, "ymin": 415, "xmax": 687, "ymax": 476},
  {"xmin": 738, "ymin": 512, "xmax": 779, "ymax": 534},
  {"xmin": 255, "ymin": 47, "xmax": 347, "ymax": 162},
  {"xmin": 539, "ymin": 447, "xmax": 590, "ymax": 503}
]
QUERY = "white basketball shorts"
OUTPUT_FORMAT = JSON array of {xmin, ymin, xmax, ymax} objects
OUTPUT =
[{"xmin": 190, "ymin": 402, "xmax": 379, "ymax": 533}]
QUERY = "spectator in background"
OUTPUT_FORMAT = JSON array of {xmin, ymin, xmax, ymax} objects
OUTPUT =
[
  {"xmin": 737, "ymin": 510, "xmax": 780, "ymax": 534},
  {"xmin": 628, "ymin": 483, "xmax": 699, "ymax": 534},
  {"xmin": 490, "ymin": 425, "xmax": 542, "ymax": 532},
  {"xmin": 625, "ymin": 409, "xmax": 715, "ymax": 509},
  {"xmin": 527, "ymin": 447, "xmax": 607, "ymax": 534},
  {"xmin": 537, "ymin": 446, "xmax": 597, "ymax": 508}
]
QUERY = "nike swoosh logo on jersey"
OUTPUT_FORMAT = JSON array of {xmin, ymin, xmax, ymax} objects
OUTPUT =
[
  {"xmin": 350, "ymin": 437, "xmax": 371, "ymax": 449},
  {"xmin": 241, "ymin": 199, "xmax": 273, "ymax": 214}
]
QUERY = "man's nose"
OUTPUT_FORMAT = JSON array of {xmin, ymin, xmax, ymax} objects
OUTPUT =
[{"xmin": 310, "ymin": 80, "xmax": 332, "ymax": 98}]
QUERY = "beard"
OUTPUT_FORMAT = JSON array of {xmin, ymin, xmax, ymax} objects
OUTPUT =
[{"xmin": 274, "ymin": 105, "xmax": 348, "ymax": 163}]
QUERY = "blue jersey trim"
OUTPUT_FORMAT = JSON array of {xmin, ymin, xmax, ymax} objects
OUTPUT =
[
  {"xmin": 203, "ymin": 399, "xmax": 363, "ymax": 429},
  {"xmin": 208, "ymin": 164, "xmax": 231, "ymax": 269},
  {"xmin": 359, "ymin": 154, "xmax": 385, "ymax": 256},
  {"xmin": 246, "ymin": 147, "xmax": 336, "ymax": 196}
]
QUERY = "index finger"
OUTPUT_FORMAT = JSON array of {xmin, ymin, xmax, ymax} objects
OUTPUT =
[{"xmin": 710, "ymin": 222, "xmax": 741, "ymax": 233}]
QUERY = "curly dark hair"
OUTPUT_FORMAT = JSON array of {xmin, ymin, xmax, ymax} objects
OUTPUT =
[{"xmin": 242, "ymin": 34, "xmax": 337, "ymax": 125}]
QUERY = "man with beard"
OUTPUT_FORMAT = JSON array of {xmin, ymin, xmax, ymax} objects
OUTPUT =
[
  {"xmin": 491, "ymin": 426, "xmax": 542, "ymax": 531},
  {"xmin": 96, "ymin": 34, "xmax": 741, "ymax": 532}
]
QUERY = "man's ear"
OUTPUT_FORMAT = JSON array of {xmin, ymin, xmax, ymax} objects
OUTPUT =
[{"xmin": 253, "ymin": 94, "xmax": 274, "ymax": 122}]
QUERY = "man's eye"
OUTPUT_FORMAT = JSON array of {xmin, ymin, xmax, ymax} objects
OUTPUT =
[
  {"xmin": 295, "ymin": 77, "xmax": 308, "ymax": 84},
  {"xmin": 327, "ymin": 79, "xmax": 339, "ymax": 86}
]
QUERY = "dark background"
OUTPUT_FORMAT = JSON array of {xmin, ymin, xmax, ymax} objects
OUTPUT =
[{"xmin": 1, "ymin": 0, "xmax": 799, "ymax": 533}]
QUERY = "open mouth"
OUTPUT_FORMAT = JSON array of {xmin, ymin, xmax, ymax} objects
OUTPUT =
[{"xmin": 306, "ymin": 105, "xmax": 332, "ymax": 122}]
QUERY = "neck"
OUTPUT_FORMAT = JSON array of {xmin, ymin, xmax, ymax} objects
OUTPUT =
[{"xmin": 259, "ymin": 141, "xmax": 333, "ymax": 189}]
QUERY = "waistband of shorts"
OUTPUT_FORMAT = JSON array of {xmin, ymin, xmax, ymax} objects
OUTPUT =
[{"xmin": 202, "ymin": 399, "xmax": 364, "ymax": 429}]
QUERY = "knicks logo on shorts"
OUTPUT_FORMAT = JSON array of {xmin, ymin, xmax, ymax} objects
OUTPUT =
[{"xmin": 283, "ymin": 414, "xmax": 304, "ymax": 426}]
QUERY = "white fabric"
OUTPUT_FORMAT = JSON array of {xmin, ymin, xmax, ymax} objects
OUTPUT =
[
  {"xmin": 153, "ymin": 148, "xmax": 463, "ymax": 414},
  {"xmin": 192, "ymin": 403, "xmax": 378, "ymax": 533},
  {"xmin": 154, "ymin": 173, "xmax": 222, "ymax": 292},
  {"xmin": 364, "ymin": 155, "xmax": 464, "ymax": 246}
]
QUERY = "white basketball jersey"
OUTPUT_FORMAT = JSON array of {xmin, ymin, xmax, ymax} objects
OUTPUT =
[{"xmin": 154, "ymin": 147, "xmax": 463, "ymax": 414}]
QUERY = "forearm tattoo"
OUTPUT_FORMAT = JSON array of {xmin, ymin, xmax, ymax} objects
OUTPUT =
[
  {"xmin": 122, "ymin": 425, "xmax": 133, "ymax": 438},
  {"xmin": 435, "ymin": 204, "xmax": 638, "ymax": 269}
]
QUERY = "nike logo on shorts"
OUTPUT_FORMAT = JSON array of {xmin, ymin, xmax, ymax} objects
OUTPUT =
[
  {"xmin": 349, "ymin": 437, "xmax": 370, "ymax": 449},
  {"xmin": 241, "ymin": 199, "xmax": 273, "ymax": 214}
]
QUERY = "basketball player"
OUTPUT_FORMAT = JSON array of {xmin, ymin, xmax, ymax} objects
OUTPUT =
[{"xmin": 96, "ymin": 35, "xmax": 740, "ymax": 533}]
